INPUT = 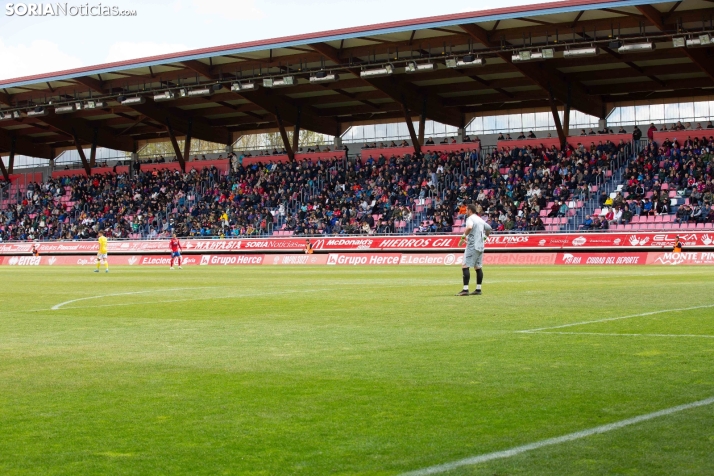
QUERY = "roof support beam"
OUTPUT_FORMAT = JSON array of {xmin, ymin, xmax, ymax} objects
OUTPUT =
[
  {"xmin": 635, "ymin": 5, "xmax": 666, "ymax": 31},
  {"xmin": 89, "ymin": 127, "xmax": 99, "ymax": 167},
  {"xmin": 0, "ymin": 156, "xmax": 9, "ymax": 181},
  {"xmin": 238, "ymin": 88, "xmax": 339, "ymax": 136},
  {"xmin": 275, "ymin": 109, "xmax": 294, "ymax": 161},
  {"xmin": 364, "ymin": 76, "xmax": 461, "ymax": 126},
  {"xmin": 401, "ymin": 102, "xmax": 421, "ymax": 155},
  {"xmin": 73, "ymin": 76, "xmax": 105, "ymax": 94},
  {"xmin": 292, "ymin": 106, "xmax": 301, "ymax": 153},
  {"xmin": 634, "ymin": 9, "xmax": 714, "ymax": 84},
  {"xmin": 0, "ymin": 129, "xmax": 53, "ymax": 160},
  {"xmin": 680, "ymin": 48, "xmax": 714, "ymax": 83},
  {"xmin": 7, "ymin": 134, "xmax": 16, "ymax": 174},
  {"xmin": 563, "ymin": 82, "xmax": 571, "ymax": 136},
  {"xmin": 182, "ymin": 118, "xmax": 192, "ymax": 172},
  {"xmin": 548, "ymin": 89, "xmax": 566, "ymax": 150},
  {"xmin": 40, "ymin": 115, "xmax": 134, "ymax": 152},
  {"xmin": 418, "ymin": 97, "xmax": 427, "ymax": 146},
  {"xmin": 126, "ymin": 99, "xmax": 233, "ymax": 145},
  {"xmin": 183, "ymin": 60, "xmax": 218, "ymax": 81},
  {"xmin": 71, "ymin": 128, "xmax": 92, "ymax": 176},
  {"xmin": 0, "ymin": 91, "xmax": 11, "ymax": 107},
  {"xmin": 459, "ymin": 23, "xmax": 603, "ymax": 118},
  {"xmin": 166, "ymin": 118, "xmax": 187, "ymax": 173},
  {"xmin": 309, "ymin": 42, "xmax": 343, "ymax": 65},
  {"xmin": 310, "ymin": 41, "xmax": 459, "ymax": 125}
]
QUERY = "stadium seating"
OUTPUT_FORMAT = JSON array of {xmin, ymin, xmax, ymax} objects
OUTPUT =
[{"xmin": 2, "ymin": 130, "xmax": 712, "ymax": 241}]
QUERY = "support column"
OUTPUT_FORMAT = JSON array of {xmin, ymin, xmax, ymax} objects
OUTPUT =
[
  {"xmin": 457, "ymin": 128, "xmax": 465, "ymax": 143},
  {"xmin": 401, "ymin": 100, "xmax": 421, "ymax": 155},
  {"xmin": 548, "ymin": 89, "xmax": 566, "ymax": 151},
  {"xmin": 89, "ymin": 127, "xmax": 99, "ymax": 168},
  {"xmin": 182, "ymin": 118, "xmax": 193, "ymax": 169},
  {"xmin": 130, "ymin": 152, "xmax": 138, "ymax": 178},
  {"xmin": 292, "ymin": 106, "xmax": 301, "ymax": 154},
  {"xmin": 166, "ymin": 118, "xmax": 187, "ymax": 173},
  {"xmin": 8, "ymin": 135, "xmax": 16, "ymax": 174},
  {"xmin": 598, "ymin": 119, "xmax": 607, "ymax": 131},
  {"xmin": 71, "ymin": 128, "xmax": 92, "ymax": 176},
  {"xmin": 563, "ymin": 82, "xmax": 572, "ymax": 136},
  {"xmin": 0, "ymin": 156, "xmax": 9, "ymax": 181},
  {"xmin": 418, "ymin": 98, "xmax": 427, "ymax": 146},
  {"xmin": 275, "ymin": 110, "xmax": 294, "ymax": 161}
]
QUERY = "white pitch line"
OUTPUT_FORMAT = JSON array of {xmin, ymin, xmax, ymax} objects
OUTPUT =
[
  {"xmin": 51, "ymin": 287, "xmax": 217, "ymax": 310},
  {"xmin": 518, "ymin": 304, "xmax": 714, "ymax": 333},
  {"xmin": 56, "ymin": 288, "xmax": 323, "ymax": 310},
  {"xmin": 400, "ymin": 396, "xmax": 714, "ymax": 476},
  {"xmin": 527, "ymin": 331, "xmax": 714, "ymax": 339}
]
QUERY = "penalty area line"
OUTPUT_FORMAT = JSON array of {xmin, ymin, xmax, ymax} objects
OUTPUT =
[
  {"xmin": 517, "ymin": 304, "xmax": 714, "ymax": 333},
  {"xmin": 400, "ymin": 396, "xmax": 714, "ymax": 476}
]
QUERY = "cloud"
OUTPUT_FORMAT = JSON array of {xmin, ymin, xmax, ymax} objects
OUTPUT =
[
  {"xmin": 104, "ymin": 41, "xmax": 189, "ymax": 63},
  {"xmin": 0, "ymin": 38, "xmax": 84, "ymax": 81}
]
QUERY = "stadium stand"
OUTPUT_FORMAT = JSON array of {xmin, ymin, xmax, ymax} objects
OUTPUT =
[
  {"xmin": 0, "ymin": 134, "xmax": 644, "ymax": 240},
  {"xmin": 584, "ymin": 135, "xmax": 714, "ymax": 232}
]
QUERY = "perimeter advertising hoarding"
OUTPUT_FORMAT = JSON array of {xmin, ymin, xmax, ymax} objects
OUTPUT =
[
  {"xmin": 0, "ymin": 232, "xmax": 711, "ymax": 256},
  {"xmin": 3, "ymin": 252, "xmax": 711, "ymax": 266}
]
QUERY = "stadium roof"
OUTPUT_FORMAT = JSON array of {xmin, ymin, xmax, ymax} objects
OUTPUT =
[{"xmin": 2, "ymin": 0, "xmax": 714, "ymax": 165}]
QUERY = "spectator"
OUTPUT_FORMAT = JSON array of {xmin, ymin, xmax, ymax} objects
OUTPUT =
[
  {"xmin": 632, "ymin": 126, "xmax": 642, "ymax": 141},
  {"xmin": 647, "ymin": 123, "xmax": 657, "ymax": 141},
  {"xmin": 557, "ymin": 201, "xmax": 569, "ymax": 217},
  {"xmin": 676, "ymin": 204, "xmax": 691, "ymax": 223}
]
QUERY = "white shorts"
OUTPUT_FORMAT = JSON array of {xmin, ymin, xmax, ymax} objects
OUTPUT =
[
  {"xmin": 97, "ymin": 253, "xmax": 108, "ymax": 260},
  {"xmin": 463, "ymin": 248, "xmax": 483, "ymax": 268}
]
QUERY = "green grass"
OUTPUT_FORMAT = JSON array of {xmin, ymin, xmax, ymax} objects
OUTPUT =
[{"xmin": 0, "ymin": 265, "xmax": 713, "ymax": 475}]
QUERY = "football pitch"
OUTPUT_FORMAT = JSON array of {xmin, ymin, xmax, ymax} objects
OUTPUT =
[{"xmin": 0, "ymin": 265, "xmax": 713, "ymax": 475}]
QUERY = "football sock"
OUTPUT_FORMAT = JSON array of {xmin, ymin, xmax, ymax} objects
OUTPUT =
[
  {"xmin": 170, "ymin": 258, "xmax": 174, "ymax": 267},
  {"xmin": 476, "ymin": 268, "xmax": 483, "ymax": 290},
  {"xmin": 105, "ymin": 261, "xmax": 109, "ymax": 270},
  {"xmin": 462, "ymin": 268, "xmax": 470, "ymax": 290},
  {"xmin": 96, "ymin": 261, "xmax": 100, "ymax": 270}
]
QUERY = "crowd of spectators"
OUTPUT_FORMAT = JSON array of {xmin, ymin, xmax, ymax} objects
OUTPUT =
[
  {"xmin": 0, "ymin": 150, "xmax": 474, "ymax": 241},
  {"xmin": 579, "ymin": 134, "xmax": 714, "ymax": 230},
  {"xmin": 0, "ymin": 129, "xmax": 668, "ymax": 241},
  {"xmin": 455, "ymin": 140, "xmax": 627, "ymax": 233}
]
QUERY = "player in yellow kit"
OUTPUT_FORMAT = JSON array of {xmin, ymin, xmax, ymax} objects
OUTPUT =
[{"xmin": 95, "ymin": 231, "xmax": 109, "ymax": 273}]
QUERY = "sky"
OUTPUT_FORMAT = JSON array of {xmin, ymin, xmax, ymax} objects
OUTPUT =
[{"xmin": 0, "ymin": 0, "xmax": 545, "ymax": 81}]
